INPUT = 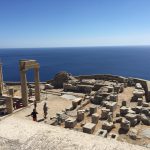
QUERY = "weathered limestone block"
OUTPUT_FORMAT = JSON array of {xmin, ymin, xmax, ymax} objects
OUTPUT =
[
  {"xmin": 120, "ymin": 106, "xmax": 129, "ymax": 116},
  {"xmin": 77, "ymin": 110, "xmax": 85, "ymax": 122},
  {"xmin": 90, "ymin": 105, "xmax": 97, "ymax": 115},
  {"xmin": 136, "ymin": 114, "xmax": 142, "ymax": 122},
  {"xmin": 137, "ymin": 98, "xmax": 143, "ymax": 106},
  {"xmin": 121, "ymin": 119, "xmax": 130, "ymax": 131},
  {"xmin": 133, "ymin": 89, "xmax": 145, "ymax": 100},
  {"xmin": 120, "ymin": 84, "xmax": 124, "ymax": 93},
  {"xmin": 83, "ymin": 123, "xmax": 96, "ymax": 134},
  {"xmin": 106, "ymin": 102, "xmax": 117, "ymax": 112},
  {"xmin": 93, "ymin": 95, "xmax": 103, "ymax": 104},
  {"xmin": 77, "ymin": 84, "xmax": 93, "ymax": 94},
  {"xmin": 72, "ymin": 98, "xmax": 82, "ymax": 109},
  {"xmin": 96, "ymin": 129, "xmax": 108, "ymax": 137},
  {"xmin": 56, "ymin": 112, "xmax": 68, "ymax": 124},
  {"xmin": 124, "ymin": 82, "xmax": 128, "ymax": 88},
  {"xmin": 141, "ymin": 114, "xmax": 150, "ymax": 125},
  {"xmin": 107, "ymin": 112, "xmax": 113, "ymax": 122},
  {"xmin": 109, "ymin": 94, "xmax": 118, "ymax": 102},
  {"xmin": 81, "ymin": 79, "xmax": 96, "ymax": 85},
  {"xmin": 125, "ymin": 113, "xmax": 137, "ymax": 126},
  {"xmin": 5, "ymin": 96, "xmax": 13, "ymax": 114},
  {"xmin": 142, "ymin": 108, "xmax": 150, "ymax": 116},
  {"xmin": 129, "ymin": 129, "xmax": 137, "ymax": 140},
  {"xmin": 65, "ymin": 118, "xmax": 77, "ymax": 128},
  {"xmin": 101, "ymin": 108, "xmax": 110, "ymax": 119},
  {"xmin": 114, "ymin": 117, "xmax": 122, "ymax": 123},
  {"xmin": 146, "ymin": 81, "xmax": 150, "ymax": 102},
  {"xmin": 63, "ymin": 83, "xmax": 77, "ymax": 92},
  {"xmin": 135, "ymin": 83, "xmax": 143, "ymax": 89},
  {"xmin": 114, "ymin": 85, "xmax": 120, "ymax": 93},
  {"xmin": 128, "ymin": 109, "xmax": 136, "ymax": 114},
  {"xmin": 107, "ymin": 86, "xmax": 114, "ymax": 93},
  {"xmin": 102, "ymin": 121, "xmax": 114, "ymax": 132},
  {"xmin": 91, "ymin": 113, "xmax": 99, "ymax": 124},
  {"xmin": 65, "ymin": 105, "xmax": 73, "ymax": 111},
  {"xmin": 8, "ymin": 88, "xmax": 14, "ymax": 97},
  {"xmin": 135, "ymin": 106, "xmax": 142, "ymax": 114},
  {"xmin": 143, "ymin": 102, "xmax": 149, "ymax": 107},
  {"xmin": 93, "ymin": 80, "xmax": 105, "ymax": 91},
  {"xmin": 122, "ymin": 100, "xmax": 127, "ymax": 106}
]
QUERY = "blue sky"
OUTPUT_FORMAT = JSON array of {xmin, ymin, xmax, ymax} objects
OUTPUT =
[{"xmin": 0, "ymin": 0, "xmax": 150, "ymax": 48}]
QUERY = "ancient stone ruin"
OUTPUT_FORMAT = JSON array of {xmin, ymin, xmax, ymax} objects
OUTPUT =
[
  {"xmin": 44, "ymin": 72, "xmax": 150, "ymax": 147},
  {"xmin": 0, "ymin": 59, "xmax": 41, "ymax": 116},
  {"xmin": 0, "ymin": 63, "xmax": 150, "ymax": 148}
]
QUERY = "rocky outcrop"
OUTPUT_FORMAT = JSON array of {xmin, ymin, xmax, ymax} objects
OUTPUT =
[{"xmin": 52, "ymin": 71, "xmax": 70, "ymax": 88}]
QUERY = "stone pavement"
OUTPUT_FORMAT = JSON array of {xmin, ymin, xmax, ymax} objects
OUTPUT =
[{"xmin": 0, "ymin": 115, "xmax": 148, "ymax": 150}]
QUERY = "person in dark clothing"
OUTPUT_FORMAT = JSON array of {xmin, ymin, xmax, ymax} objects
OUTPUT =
[
  {"xmin": 31, "ymin": 109, "xmax": 38, "ymax": 121},
  {"xmin": 43, "ymin": 102, "xmax": 48, "ymax": 119}
]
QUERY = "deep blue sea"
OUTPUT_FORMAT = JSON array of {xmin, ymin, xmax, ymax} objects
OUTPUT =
[{"xmin": 0, "ymin": 46, "xmax": 150, "ymax": 81}]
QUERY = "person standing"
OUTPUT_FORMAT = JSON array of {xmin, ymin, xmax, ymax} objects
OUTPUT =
[
  {"xmin": 43, "ymin": 102, "xmax": 48, "ymax": 119},
  {"xmin": 31, "ymin": 109, "xmax": 38, "ymax": 121}
]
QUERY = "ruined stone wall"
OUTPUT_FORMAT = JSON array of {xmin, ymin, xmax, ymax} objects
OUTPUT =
[
  {"xmin": 132, "ymin": 78, "xmax": 150, "ymax": 102},
  {"xmin": 75, "ymin": 74, "xmax": 127, "ymax": 83}
]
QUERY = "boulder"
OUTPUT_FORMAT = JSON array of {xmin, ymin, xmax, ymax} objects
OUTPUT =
[{"xmin": 52, "ymin": 71, "xmax": 70, "ymax": 88}]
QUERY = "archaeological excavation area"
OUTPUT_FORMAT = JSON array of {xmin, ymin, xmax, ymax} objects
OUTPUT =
[{"xmin": 0, "ymin": 60, "xmax": 150, "ymax": 149}]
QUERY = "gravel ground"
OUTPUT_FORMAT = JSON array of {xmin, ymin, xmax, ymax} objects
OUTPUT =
[{"xmin": 0, "ymin": 116, "xmax": 148, "ymax": 150}]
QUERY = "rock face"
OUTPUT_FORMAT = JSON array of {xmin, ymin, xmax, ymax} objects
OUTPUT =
[{"xmin": 52, "ymin": 71, "xmax": 70, "ymax": 88}]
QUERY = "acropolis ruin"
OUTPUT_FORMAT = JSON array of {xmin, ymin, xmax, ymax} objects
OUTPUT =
[{"xmin": 0, "ymin": 59, "xmax": 149, "ymax": 150}]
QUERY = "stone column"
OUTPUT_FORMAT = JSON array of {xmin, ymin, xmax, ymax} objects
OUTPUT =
[
  {"xmin": 34, "ymin": 68, "xmax": 40, "ymax": 101},
  {"xmin": 20, "ymin": 71, "xmax": 28, "ymax": 106},
  {"xmin": 9, "ymin": 88, "xmax": 14, "ymax": 97},
  {"xmin": 0, "ymin": 63, "xmax": 3, "ymax": 96},
  {"xmin": 5, "ymin": 96, "xmax": 13, "ymax": 114}
]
